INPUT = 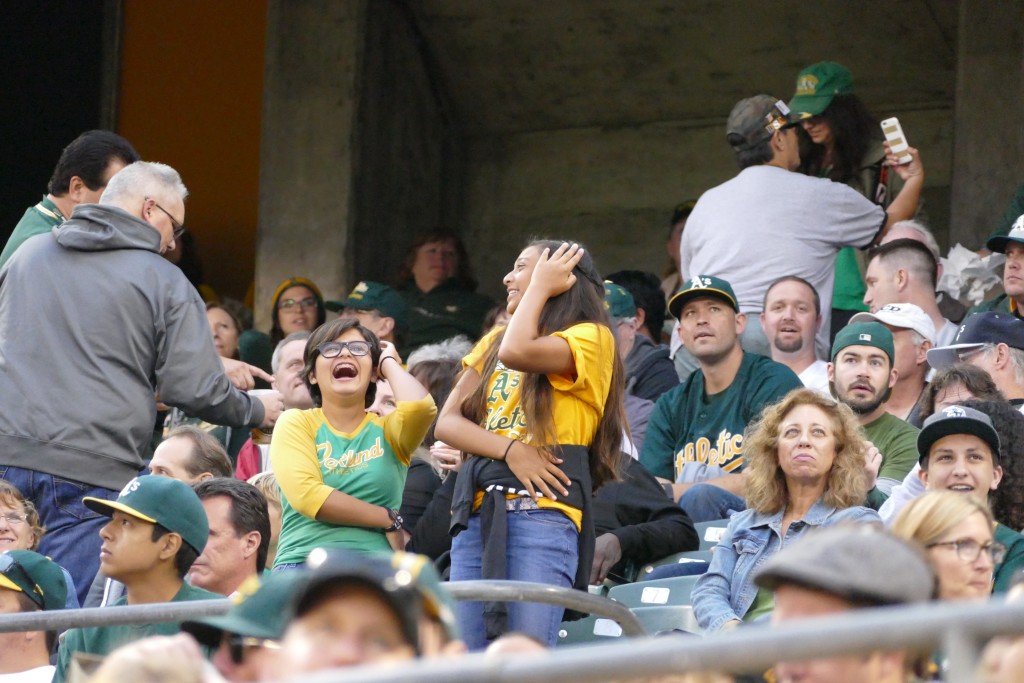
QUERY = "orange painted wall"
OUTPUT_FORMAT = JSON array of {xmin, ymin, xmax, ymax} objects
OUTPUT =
[{"xmin": 118, "ymin": 0, "xmax": 267, "ymax": 301}]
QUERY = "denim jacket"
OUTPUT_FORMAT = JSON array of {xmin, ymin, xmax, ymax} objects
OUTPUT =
[{"xmin": 692, "ymin": 498, "xmax": 880, "ymax": 632}]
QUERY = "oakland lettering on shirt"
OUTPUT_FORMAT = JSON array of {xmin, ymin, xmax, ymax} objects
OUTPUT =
[
  {"xmin": 673, "ymin": 429, "xmax": 745, "ymax": 479},
  {"xmin": 319, "ymin": 437, "xmax": 386, "ymax": 474}
]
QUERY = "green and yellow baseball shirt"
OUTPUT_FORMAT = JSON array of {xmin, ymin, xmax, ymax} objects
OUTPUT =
[{"xmin": 271, "ymin": 396, "xmax": 435, "ymax": 565}]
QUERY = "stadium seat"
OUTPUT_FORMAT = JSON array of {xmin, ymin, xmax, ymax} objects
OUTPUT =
[
  {"xmin": 694, "ymin": 518, "xmax": 730, "ymax": 550},
  {"xmin": 638, "ymin": 549, "xmax": 712, "ymax": 577},
  {"xmin": 607, "ymin": 575, "xmax": 700, "ymax": 607}
]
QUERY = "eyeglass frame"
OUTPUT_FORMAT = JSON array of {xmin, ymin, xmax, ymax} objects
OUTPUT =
[
  {"xmin": 0, "ymin": 511, "xmax": 28, "ymax": 526},
  {"xmin": 926, "ymin": 538, "xmax": 1007, "ymax": 564},
  {"xmin": 317, "ymin": 340, "xmax": 371, "ymax": 358},
  {"xmin": 278, "ymin": 297, "xmax": 318, "ymax": 311},
  {"xmin": 0, "ymin": 553, "xmax": 46, "ymax": 609},
  {"xmin": 145, "ymin": 196, "xmax": 187, "ymax": 240},
  {"xmin": 956, "ymin": 344, "xmax": 996, "ymax": 364},
  {"xmin": 223, "ymin": 633, "xmax": 281, "ymax": 665}
]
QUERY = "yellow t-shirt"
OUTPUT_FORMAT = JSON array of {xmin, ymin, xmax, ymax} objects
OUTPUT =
[{"xmin": 464, "ymin": 322, "xmax": 615, "ymax": 527}]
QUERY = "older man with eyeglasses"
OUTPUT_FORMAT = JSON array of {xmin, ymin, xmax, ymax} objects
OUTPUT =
[{"xmin": 0, "ymin": 161, "xmax": 283, "ymax": 605}]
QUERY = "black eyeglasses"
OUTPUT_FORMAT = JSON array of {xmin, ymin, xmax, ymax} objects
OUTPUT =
[
  {"xmin": 927, "ymin": 538, "xmax": 1007, "ymax": 564},
  {"xmin": 146, "ymin": 197, "xmax": 186, "ymax": 239},
  {"xmin": 0, "ymin": 553, "xmax": 45, "ymax": 609},
  {"xmin": 278, "ymin": 297, "xmax": 318, "ymax": 311},
  {"xmin": 224, "ymin": 633, "xmax": 281, "ymax": 664},
  {"xmin": 318, "ymin": 340, "xmax": 371, "ymax": 358}
]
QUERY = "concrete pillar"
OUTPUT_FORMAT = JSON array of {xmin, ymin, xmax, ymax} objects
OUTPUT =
[
  {"xmin": 254, "ymin": 0, "xmax": 366, "ymax": 331},
  {"xmin": 950, "ymin": 0, "xmax": 1024, "ymax": 248}
]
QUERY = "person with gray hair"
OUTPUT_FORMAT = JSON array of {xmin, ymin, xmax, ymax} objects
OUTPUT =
[{"xmin": 0, "ymin": 160, "xmax": 283, "ymax": 604}]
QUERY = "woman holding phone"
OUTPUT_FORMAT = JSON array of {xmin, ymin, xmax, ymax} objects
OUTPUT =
[
  {"xmin": 270, "ymin": 318, "xmax": 435, "ymax": 566},
  {"xmin": 436, "ymin": 240, "xmax": 626, "ymax": 649}
]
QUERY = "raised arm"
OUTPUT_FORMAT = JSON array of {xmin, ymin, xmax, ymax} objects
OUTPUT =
[{"xmin": 498, "ymin": 242, "xmax": 582, "ymax": 375}]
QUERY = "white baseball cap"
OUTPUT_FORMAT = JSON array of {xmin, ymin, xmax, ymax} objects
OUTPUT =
[{"xmin": 850, "ymin": 303, "xmax": 936, "ymax": 345}]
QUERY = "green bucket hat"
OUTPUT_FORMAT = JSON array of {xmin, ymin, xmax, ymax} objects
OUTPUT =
[
  {"xmin": 603, "ymin": 282, "xmax": 637, "ymax": 319},
  {"xmin": 0, "ymin": 550, "xmax": 68, "ymax": 611},
  {"xmin": 788, "ymin": 62, "xmax": 855, "ymax": 119},
  {"xmin": 182, "ymin": 571, "xmax": 306, "ymax": 647},
  {"xmin": 668, "ymin": 275, "xmax": 739, "ymax": 320},
  {"xmin": 84, "ymin": 475, "xmax": 209, "ymax": 555},
  {"xmin": 326, "ymin": 281, "xmax": 409, "ymax": 332},
  {"xmin": 831, "ymin": 321, "xmax": 894, "ymax": 367}
]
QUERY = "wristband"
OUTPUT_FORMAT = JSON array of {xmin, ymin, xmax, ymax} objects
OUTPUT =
[
  {"xmin": 382, "ymin": 507, "xmax": 403, "ymax": 533},
  {"xmin": 501, "ymin": 439, "xmax": 516, "ymax": 461}
]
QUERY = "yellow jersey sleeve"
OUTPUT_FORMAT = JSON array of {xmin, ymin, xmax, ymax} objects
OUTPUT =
[
  {"xmin": 270, "ymin": 408, "xmax": 334, "ymax": 518},
  {"xmin": 549, "ymin": 323, "xmax": 615, "ymax": 413},
  {"xmin": 381, "ymin": 395, "xmax": 437, "ymax": 465}
]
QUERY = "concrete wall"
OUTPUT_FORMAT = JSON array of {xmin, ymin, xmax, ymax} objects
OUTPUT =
[
  {"xmin": 350, "ymin": 0, "xmax": 462, "ymax": 287},
  {"xmin": 255, "ymin": 0, "xmax": 365, "ymax": 331},
  {"xmin": 463, "ymin": 108, "xmax": 954, "ymax": 301}
]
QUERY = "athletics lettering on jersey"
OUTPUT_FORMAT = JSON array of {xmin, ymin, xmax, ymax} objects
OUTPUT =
[
  {"xmin": 319, "ymin": 437, "xmax": 386, "ymax": 474},
  {"xmin": 483, "ymin": 361, "xmax": 528, "ymax": 438},
  {"xmin": 673, "ymin": 429, "xmax": 744, "ymax": 479}
]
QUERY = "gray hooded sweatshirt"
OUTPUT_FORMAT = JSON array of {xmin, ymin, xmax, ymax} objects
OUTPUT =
[{"xmin": 0, "ymin": 204, "xmax": 264, "ymax": 489}]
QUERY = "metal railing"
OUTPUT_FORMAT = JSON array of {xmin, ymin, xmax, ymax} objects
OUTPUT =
[
  {"xmin": 291, "ymin": 599, "xmax": 1024, "ymax": 683},
  {"xmin": 0, "ymin": 581, "xmax": 643, "ymax": 636},
  {"xmin": 3, "ymin": 580, "xmax": 1023, "ymax": 681}
]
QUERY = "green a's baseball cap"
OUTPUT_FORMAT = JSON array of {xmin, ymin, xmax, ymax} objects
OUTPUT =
[
  {"xmin": 788, "ymin": 62, "xmax": 855, "ymax": 119},
  {"xmin": 326, "ymin": 281, "xmax": 409, "ymax": 332},
  {"xmin": 0, "ymin": 550, "xmax": 68, "ymax": 611},
  {"xmin": 831, "ymin": 321, "xmax": 894, "ymax": 366},
  {"xmin": 182, "ymin": 571, "xmax": 306, "ymax": 647},
  {"xmin": 84, "ymin": 475, "xmax": 209, "ymax": 555},
  {"xmin": 301, "ymin": 549, "xmax": 460, "ymax": 648},
  {"xmin": 668, "ymin": 275, "xmax": 739, "ymax": 320},
  {"xmin": 603, "ymin": 282, "xmax": 637, "ymax": 319}
]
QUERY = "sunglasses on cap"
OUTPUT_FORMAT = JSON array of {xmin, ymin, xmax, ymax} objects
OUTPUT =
[{"xmin": 0, "ymin": 554, "xmax": 45, "ymax": 609}]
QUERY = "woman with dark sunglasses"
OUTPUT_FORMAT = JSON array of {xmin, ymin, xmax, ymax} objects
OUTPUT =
[{"xmin": 269, "ymin": 318, "xmax": 435, "ymax": 567}]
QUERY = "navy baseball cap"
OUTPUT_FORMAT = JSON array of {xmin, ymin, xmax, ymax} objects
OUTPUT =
[
  {"xmin": 927, "ymin": 312, "xmax": 1024, "ymax": 370},
  {"xmin": 917, "ymin": 404, "xmax": 1001, "ymax": 465}
]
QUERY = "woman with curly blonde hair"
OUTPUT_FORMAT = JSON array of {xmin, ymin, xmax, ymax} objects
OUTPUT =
[{"xmin": 692, "ymin": 388, "xmax": 880, "ymax": 632}]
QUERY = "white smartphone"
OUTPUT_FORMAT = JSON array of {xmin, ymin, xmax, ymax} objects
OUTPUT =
[{"xmin": 880, "ymin": 117, "xmax": 912, "ymax": 165}]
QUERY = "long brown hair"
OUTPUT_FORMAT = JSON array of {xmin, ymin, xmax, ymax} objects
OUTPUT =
[{"xmin": 461, "ymin": 239, "xmax": 626, "ymax": 488}]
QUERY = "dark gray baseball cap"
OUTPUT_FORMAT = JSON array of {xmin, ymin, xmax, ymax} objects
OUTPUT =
[{"xmin": 754, "ymin": 526, "xmax": 934, "ymax": 606}]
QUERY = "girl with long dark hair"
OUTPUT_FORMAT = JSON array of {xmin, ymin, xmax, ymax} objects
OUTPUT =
[{"xmin": 436, "ymin": 240, "xmax": 626, "ymax": 649}]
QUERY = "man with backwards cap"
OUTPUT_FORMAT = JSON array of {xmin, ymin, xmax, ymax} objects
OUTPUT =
[
  {"xmin": 679, "ymin": 94, "xmax": 923, "ymax": 360},
  {"xmin": 850, "ymin": 303, "xmax": 935, "ymax": 423},
  {"xmin": 827, "ymin": 321, "xmax": 919, "ymax": 509},
  {"xmin": 54, "ymin": 476, "xmax": 218, "ymax": 682},
  {"xmin": 754, "ymin": 525, "xmax": 934, "ymax": 683},
  {"xmin": 640, "ymin": 275, "xmax": 802, "ymax": 522},
  {"xmin": 0, "ymin": 550, "xmax": 67, "ymax": 682},
  {"xmin": 915, "ymin": 405, "xmax": 1024, "ymax": 592},
  {"xmin": 927, "ymin": 311, "xmax": 1024, "ymax": 410}
]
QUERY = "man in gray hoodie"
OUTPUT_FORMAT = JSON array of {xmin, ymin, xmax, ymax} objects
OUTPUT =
[{"xmin": 0, "ymin": 161, "xmax": 282, "ymax": 603}]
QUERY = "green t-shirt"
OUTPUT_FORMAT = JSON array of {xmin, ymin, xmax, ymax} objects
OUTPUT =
[
  {"xmin": 398, "ymin": 279, "xmax": 493, "ymax": 353},
  {"xmin": 0, "ymin": 196, "xmax": 65, "ymax": 267},
  {"xmin": 863, "ymin": 412, "xmax": 920, "ymax": 509},
  {"xmin": 744, "ymin": 586, "xmax": 775, "ymax": 623},
  {"xmin": 54, "ymin": 582, "xmax": 219, "ymax": 682},
  {"xmin": 994, "ymin": 522, "xmax": 1024, "ymax": 593},
  {"xmin": 639, "ymin": 352, "xmax": 803, "ymax": 482},
  {"xmin": 271, "ymin": 398, "xmax": 435, "ymax": 565},
  {"xmin": 832, "ymin": 247, "xmax": 869, "ymax": 312}
]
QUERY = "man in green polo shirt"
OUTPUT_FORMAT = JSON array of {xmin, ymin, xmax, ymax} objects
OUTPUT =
[
  {"xmin": 1, "ymin": 130, "xmax": 138, "ymax": 267},
  {"xmin": 827, "ymin": 321, "xmax": 919, "ymax": 509},
  {"xmin": 54, "ymin": 475, "xmax": 217, "ymax": 682}
]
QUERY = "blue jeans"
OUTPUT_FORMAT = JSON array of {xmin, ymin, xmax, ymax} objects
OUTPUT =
[
  {"xmin": 679, "ymin": 483, "xmax": 746, "ymax": 523},
  {"xmin": 450, "ymin": 508, "xmax": 579, "ymax": 651},
  {"xmin": 0, "ymin": 466, "xmax": 118, "ymax": 605}
]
